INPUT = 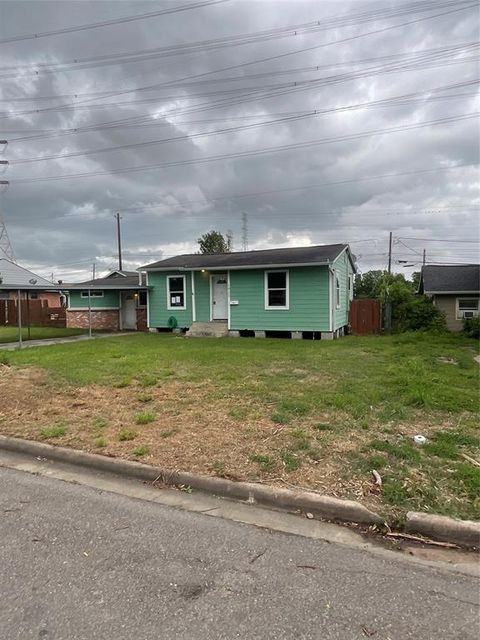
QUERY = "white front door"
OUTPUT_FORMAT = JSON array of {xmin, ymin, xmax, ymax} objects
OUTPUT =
[
  {"xmin": 211, "ymin": 274, "xmax": 228, "ymax": 320},
  {"xmin": 121, "ymin": 293, "xmax": 137, "ymax": 330}
]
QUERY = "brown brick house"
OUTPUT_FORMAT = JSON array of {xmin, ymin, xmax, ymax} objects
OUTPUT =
[{"xmin": 64, "ymin": 270, "xmax": 149, "ymax": 331}]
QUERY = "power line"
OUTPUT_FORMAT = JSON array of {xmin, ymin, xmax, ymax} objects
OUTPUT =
[
  {"xmin": 397, "ymin": 236, "xmax": 479, "ymax": 243},
  {"xmin": 9, "ymin": 112, "xmax": 479, "ymax": 184},
  {"xmin": 3, "ymin": 40, "xmax": 474, "ymax": 105},
  {"xmin": 11, "ymin": 81, "xmax": 477, "ymax": 164},
  {"xmin": 1, "ymin": 0, "xmax": 474, "ymax": 81},
  {"xmin": 0, "ymin": 0, "xmax": 229, "ymax": 45}
]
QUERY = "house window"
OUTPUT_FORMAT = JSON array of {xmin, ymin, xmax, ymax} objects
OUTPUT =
[
  {"xmin": 80, "ymin": 290, "xmax": 104, "ymax": 298},
  {"xmin": 137, "ymin": 291, "xmax": 147, "ymax": 307},
  {"xmin": 336, "ymin": 276, "xmax": 341, "ymax": 309},
  {"xmin": 29, "ymin": 292, "xmax": 39, "ymax": 300},
  {"xmin": 348, "ymin": 275, "xmax": 354, "ymax": 301},
  {"xmin": 265, "ymin": 271, "xmax": 289, "ymax": 309},
  {"xmin": 167, "ymin": 276, "xmax": 186, "ymax": 309},
  {"xmin": 456, "ymin": 298, "xmax": 479, "ymax": 319}
]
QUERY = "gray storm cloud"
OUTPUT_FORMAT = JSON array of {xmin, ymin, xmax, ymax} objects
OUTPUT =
[{"xmin": 0, "ymin": 0, "xmax": 478, "ymax": 280}]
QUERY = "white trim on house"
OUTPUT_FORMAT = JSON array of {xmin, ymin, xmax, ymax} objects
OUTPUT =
[
  {"xmin": 80, "ymin": 290, "xmax": 104, "ymax": 298},
  {"xmin": 145, "ymin": 261, "xmax": 332, "ymax": 272},
  {"xmin": 166, "ymin": 274, "xmax": 187, "ymax": 311},
  {"xmin": 227, "ymin": 270, "xmax": 231, "ymax": 330},
  {"xmin": 191, "ymin": 271, "xmax": 196, "ymax": 322},
  {"xmin": 264, "ymin": 269, "xmax": 289, "ymax": 310},
  {"xmin": 328, "ymin": 267, "xmax": 334, "ymax": 331},
  {"xmin": 146, "ymin": 271, "xmax": 150, "ymax": 328},
  {"xmin": 335, "ymin": 274, "xmax": 340, "ymax": 309},
  {"xmin": 455, "ymin": 297, "xmax": 480, "ymax": 319}
]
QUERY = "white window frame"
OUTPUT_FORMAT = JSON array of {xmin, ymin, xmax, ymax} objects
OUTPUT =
[
  {"xmin": 335, "ymin": 276, "xmax": 341, "ymax": 309},
  {"xmin": 166, "ymin": 275, "xmax": 186, "ymax": 310},
  {"xmin": 456, "ymin": 297, "xmax": 479, "ymax": 319},
  {"xmin": 80, "ymin": 290, "xmax": 104, "ymax": 298},
  {"xmin": 264, "ymin": 270, "xmax": 289, "ymax": 310}
]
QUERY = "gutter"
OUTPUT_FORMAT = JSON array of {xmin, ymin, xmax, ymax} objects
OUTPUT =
[{"xmin": 143, "ymin": 261, "xmax": 333, "ymax": 272}]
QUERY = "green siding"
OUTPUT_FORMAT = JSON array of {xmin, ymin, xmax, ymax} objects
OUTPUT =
[
  {"xmin": 147, "ymin": 271, "xmax": 193, "ymax": 328},
  {"xmin": 69, "ymin": 290, "xmax": 119, "ymax": 309},
  {"xmin": 333, "ymin": 250, "xmax": 354, "ymax": 329},
  {"xmin": 194, "ymin": 271, "xmax": 211, "ymax": 322},
  {"xmin": 230, "ymin": 266, "xmax": 330, "ymax": 331}
]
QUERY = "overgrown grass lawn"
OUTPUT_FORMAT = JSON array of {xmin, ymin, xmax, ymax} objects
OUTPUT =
[
  {"xmin": 0, "ymin": 326, "xmax": 86, "ymax": 343},
  {"xmin": 1, "ymin": 332, "xmax": 478, "ymax": 522}
]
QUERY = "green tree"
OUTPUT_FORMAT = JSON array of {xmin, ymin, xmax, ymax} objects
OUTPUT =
[{"xmin": 197, "ymin": 230, "xmax": 232, "ymax": 254}]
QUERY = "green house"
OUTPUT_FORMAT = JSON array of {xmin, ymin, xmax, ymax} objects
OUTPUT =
[{"xmin": 143, "ymin": 244, "xmax": 356, "ymax": 339}]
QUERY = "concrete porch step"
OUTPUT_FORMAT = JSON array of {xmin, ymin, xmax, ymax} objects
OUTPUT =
[{"xmin": 185, "ymin": 321, "xmax": 228, "ymax": 338}]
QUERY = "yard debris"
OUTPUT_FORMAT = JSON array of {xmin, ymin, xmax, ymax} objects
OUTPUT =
[
  {"xmin": 461, "ymin": 453, "xmax": 480, "ymax": 467},
  {"xmin": 371, "ymin": 470, "xmax": 382, "ymax": 488},
  {"xmin": 305, "ymin": 512, "xmax": 314, "ymax": 519},
  {"xmin": 385, "ymin": 531, "xmax": 460, "ymax": 549},
  {"xmin": 361, "ymin": 626, "xmax": 377, "ymax": 637},
  {"xmin": 413, "ymin": 435, "xmax": 427, "ymax": 445}
]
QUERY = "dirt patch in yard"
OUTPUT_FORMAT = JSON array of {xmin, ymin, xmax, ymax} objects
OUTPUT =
[{"xmin": 1, "ymin": 363, "xmax": 478, "ymax": 521}]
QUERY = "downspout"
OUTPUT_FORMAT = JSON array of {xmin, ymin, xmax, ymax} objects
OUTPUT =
[
  {"xmin": 227, "ymin": 271, "xmax": 231, "ymax": 330},
  {"xmin": 328, "ymin": 266, "xmax": 335, "ymax": 333}
]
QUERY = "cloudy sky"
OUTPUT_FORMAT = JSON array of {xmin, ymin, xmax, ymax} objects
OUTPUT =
[{"xmin": 0, "ymin": 0, "xmax": 479, "ymax": 282}]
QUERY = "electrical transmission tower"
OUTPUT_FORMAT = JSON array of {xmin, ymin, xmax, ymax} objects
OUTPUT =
[
  {"xmin": 0, "ymin": 210, "xmax": 15, "ymax": 262},
  {"xmin": 241, "ymin": 212, "xmax": 249, "ymax": 251}
]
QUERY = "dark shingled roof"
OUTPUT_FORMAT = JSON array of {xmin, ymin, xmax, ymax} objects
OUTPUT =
[
  {"xmin": 63, "ymin": 271, "xmax": 147, "ymax": 289},
  {"xmin": 421, "ymin": 264, "xmax": 480, "ymax": 293},
  {"xmin": 142, "ymin": 243, "xmax": 350, "ymax": 270}
]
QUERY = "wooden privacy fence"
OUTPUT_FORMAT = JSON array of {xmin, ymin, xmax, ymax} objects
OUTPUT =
[
  {"xmin": 0, "ymin": 299, "xmax": 66, "ymax": 328},
  {"xmin": 349, "ymin": 298, "xmax": 382, "ymax": 335}
]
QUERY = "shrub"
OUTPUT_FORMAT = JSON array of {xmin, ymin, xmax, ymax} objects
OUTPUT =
[
  {"xmin": 463, "ymin": 316, "xmax": 480, "ymax": 339},
  {"xmin": 394, "ymin": 296, "xmax": 447, "ymax": 332}
]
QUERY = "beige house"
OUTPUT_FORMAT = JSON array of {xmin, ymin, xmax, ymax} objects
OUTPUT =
[{"xmin": 419, "ymin": 264, "xmax": 479, "ymax": 332}]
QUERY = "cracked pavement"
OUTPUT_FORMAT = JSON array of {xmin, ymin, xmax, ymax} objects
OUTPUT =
[{"xmin": 1, "ymin": 467, "xmax": 479, "ymax": 640}]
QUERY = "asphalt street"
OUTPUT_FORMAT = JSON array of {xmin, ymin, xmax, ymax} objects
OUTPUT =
[{"xmin": 1, "ymin": 467, "xmax": 478, "ymax": 640}]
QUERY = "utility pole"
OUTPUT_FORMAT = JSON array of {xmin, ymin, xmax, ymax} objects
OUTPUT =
[
  {"xmin": 115, "ymin": 212, "xmax": 123, "ymax": 271},
  {"xmin": 241, "ymin": 212, "xmax": 248, "ymax": 251},
  {"xmin": 387, "ymin": 231, "xmax": 393, "ymax": 274},
  {"xmin": 422, "ymin": 249, "xmax": 426, "ymax": 266},
  {"xmin": 92, "ymin": 262, "xmax": 96, "ymax": 280}
]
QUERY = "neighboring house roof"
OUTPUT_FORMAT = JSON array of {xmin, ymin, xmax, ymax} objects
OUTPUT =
[
  {"xmin": 142, "ymin": 243, "xmax": 355, "ymax": 271},
  {"xmin": 0, "ymin": 257, "xmax": 54, "ymax": 289},
  {"xmin": 420, "ymin": 264, "xmax": 480, "ymax": 294},
  {"xmin": 63, "ymin": 274, "xmax": 147, "ymax": 290}
]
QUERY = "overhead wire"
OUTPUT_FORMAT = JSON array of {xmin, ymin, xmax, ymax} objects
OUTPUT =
[
  {"xmin": 9, "ymin": 112, "xmax": 479, "ymax": 184},
  {"xmin": 10, "ymin": 80, "xmax": 478, "ymax": 164},
  {"xmin": 0, "ymin": 0, "xmax": 229, "ymax": 45}
]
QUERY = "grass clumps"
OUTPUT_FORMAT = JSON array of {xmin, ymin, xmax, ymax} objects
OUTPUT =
[
  {"xmin": 94, "ymin": 437, "xmax": 107, "ymax": 448},
  {"xmin": 39, "ymin": 424, "xmax": 66, "ymax": 439},
  {"xmin": 136, "ymin": 393, "xmax": 153, "ymax": 403},
  {"xmin": 118, "ymin": 429, "xmax": 137, "ymax": 442},
  {"xmin": 135, "ymin": 412, "xmax": 155, "ymax": 425},
  {"xmin": 249, "ymin": 453, "xmax": 276, "ymax": 472},
  {"xmin": 132, "ymin": 445, "xmax": 149, "ymax": 457},
  {"xmin": 281, "ymin": 451, "xmax": 302, "ymax": 472}
]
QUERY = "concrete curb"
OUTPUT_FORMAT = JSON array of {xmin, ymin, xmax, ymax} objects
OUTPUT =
[
  {"xmin": 0, "ymin": 436, "xmax": 384, "ymax": 527},
  {"xmin": 406, "ymin": 512, "xmax": 480, "ymax": 549}
]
